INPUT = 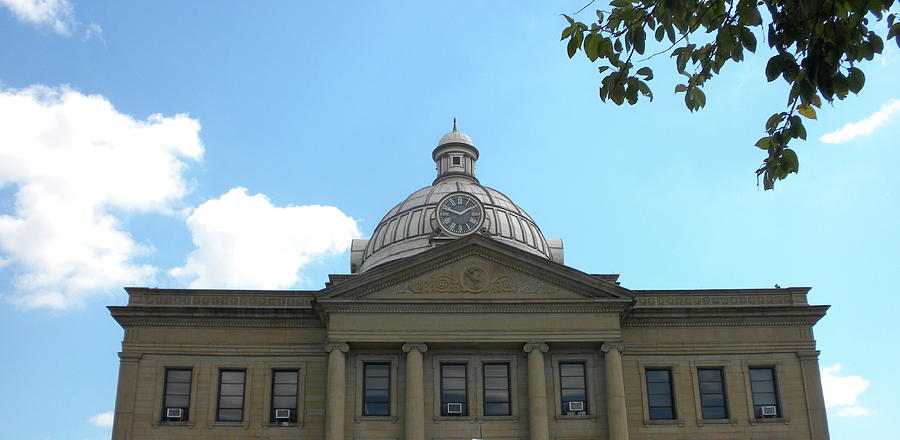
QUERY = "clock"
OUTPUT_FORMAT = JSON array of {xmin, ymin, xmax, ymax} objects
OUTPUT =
[{"xmin": 436, "ymin": 192, "xmax": 484, "ymax": 236}]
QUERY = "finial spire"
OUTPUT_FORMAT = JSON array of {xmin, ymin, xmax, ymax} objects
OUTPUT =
[{"xmin": 452, "ymin": 117, "xmax": 457, "ymax": 132}]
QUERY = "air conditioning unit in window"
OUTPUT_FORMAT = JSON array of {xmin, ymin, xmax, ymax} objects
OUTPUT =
[
  {"xmin": 760, "ymin": 405, "xmax": 778, "ymax": 417},
  {"xmin": 274, "ymin": 408, "xmax": 292, "ymax": 420},
  {"xmin": 165, "ymin": 408, "xmax": 184, "ymax": 420},
  {"xmin": 568, "ymin": 401, "xmax": 585, "ymax": 412},
  {"xmin": 446, "ymin": 402, "xmax": 463, "ymax": 414}
]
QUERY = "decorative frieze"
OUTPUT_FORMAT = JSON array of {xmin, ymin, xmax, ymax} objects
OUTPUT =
[
  {"xmin": 635, "ymin": 294, "xmax": 792, "ymax": 307},
  {"xmin": 129, "ymin": 293, "xmax": 313, "ymax": 308},
  {"xmin": 403, "ymin": 263, "xmax": 559, "ymax": 295}
]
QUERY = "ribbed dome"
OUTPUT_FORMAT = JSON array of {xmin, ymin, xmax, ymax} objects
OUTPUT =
[
  {"xmin": 356, "ymin": 125, "xmax": 553, "ymax": 272},
  {"xmin": 358, "ymin": 180, "xmax": 552, "ymax": 271}
]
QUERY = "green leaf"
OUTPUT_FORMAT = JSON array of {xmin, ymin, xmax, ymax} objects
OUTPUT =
[
  {"xmin": 674, "ymin": 84, "xmax": 688, "ymax": 93},
  {"xmin": 847, "ymin": 67, "xmax": 865, "ymax": 94},
  {"xmin": 636, "ymin": 67, "xmax": 653, "ymax": 80},
  {"xmin": 797, "ymin": 104, "xmax": 817, "ymax": 119},
  {"xmin": 655, "ymin": 25, "xmax": 665, "ymax": 42},
  {"xmin": 634, "ymin": 27, "xmax": 646, "ymax": 54},
  {"xmin": 585, "ymin": 34, "xmax": 600, "ymax": 61},
  {"xmin": 595, "ymin": 10, "xmax": 604, "ymax": 23},
  {"xmin": 562, "ymin": 14, "xmax": 574, "ymax": 25},
  {"xmin": 598, "ymin": 66, "xmax": 610, "ymax": 74},
  {"xmin": 755, "ymin": 136, "xmax": 774, "ymax": 150},
  {"xmin": 765, "ymin": 55, "xmax": 781, "ymax": 81},
  {"xmin": 765, "ymin": 113, "xmax": 782, "ymax": 132},
  {"xmin": 567, "ymin": 36, "xmax": 579, "ymax": 58},
  {"xmin": 782, "ymin": 149, "xmax": 799, "ymax": 173}
]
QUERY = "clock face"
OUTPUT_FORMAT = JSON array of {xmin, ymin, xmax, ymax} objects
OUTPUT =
[{"xmin": 437, "ymin": 192, "xmax": 484, "ymax": 236}]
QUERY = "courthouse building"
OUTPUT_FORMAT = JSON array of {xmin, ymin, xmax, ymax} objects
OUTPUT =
[{"xmin": 109, "ymin": 127, "xmax": 830, "ymax": 440}]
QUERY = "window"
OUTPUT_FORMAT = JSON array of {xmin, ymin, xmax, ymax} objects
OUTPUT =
[
  {"xmin": 217, "ymin": 370, "xmax": 246, "ymax": 422},
  {"xmin": 363, "ymin": 363, "xmax": 390, "ymax": 416},
  {"xmin": 440, "ymin": 364, "xmax": 468, "ymax": 416},
  {"xmin": 645, "ymin": 369, "xmax": 675, "ymax": 420},
  {"xmin": 452, "ymin": 156, "xmax": 461, "ymax": 165},
  {"xmin": 271, "ymin": 370, "xmax": 298, "ymax": 423},
  {"xmin": 697, "ymin": 368, "xmax": 728, "ymax": 419},
  {"xmin": 483, "ymin": 363, "xmax": 510, "ymax": 416},
  {"xmin": 559, "ymin": 362, "xmax": 587, "ymax": 415},
  {"xmin": 749, "ymin": 367, "xmax": 780, "ymax": 418},
  {"xmin": 162, "ymin": 368, "xmax": 192, "ymax": 421}
]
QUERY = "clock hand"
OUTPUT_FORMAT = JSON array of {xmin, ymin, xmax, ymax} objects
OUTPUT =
[{"xmin": 458, "ymin": 205, "xmax": 477, "ymax": 214}]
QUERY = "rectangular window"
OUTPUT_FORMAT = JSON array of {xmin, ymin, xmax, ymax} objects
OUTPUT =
[
  {"xmin": 363, "ymin": 363, "xmax": 391, "ymax": 416},
  {"xmin": 217, "ymin": 370, "xmax": 246, "ymax": 422},
  {"xmin": 645, "ymin": 369, "xmax": 675, "ymax": 420},
  {"xmin": 271, "ymin": 370, "xmax": 298, "ymax": 422},
  {"xmin": 162, "ymin": 368, "xmax": 192, "ymax": 421},
  {"xmin": 483, "ymin": 363, "xmax": 511, "ymax": 416},
  {"xmin": 559, "ymin": 362, "xmax": 587, "ymax": 415},
  {"xmin": 440, "ymin": 364, "xmax": 467, "ymax": 416},
  {"xmin": 698, "ymin": 368, "xmax": 728, "ymax": 419},
  {"xmin": 749, "ymin": 367, "xmax": 780, "ymax": 418}
]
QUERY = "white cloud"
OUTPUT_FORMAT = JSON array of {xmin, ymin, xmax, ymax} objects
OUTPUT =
[
  {"xmin": 0, "ymin": 85, "xmax": 203, "ymax": 309},
  {"xmin": 821, "ymin": 364, "xmax": 870, "ymax": 417},
  {"xmin": 1, "ymin": 0, "xmax": 74, "ymax": 34},
  {"xmin": 820, "ymin": 98, "xmax": 900, "ymax": 144},
  {"xmin": 170, "ymin": 187, "xmax": 359, "ymax": 289},
  {"xmin": 88, "ymin": 411, "xmax": 114, "ymax": 428}
]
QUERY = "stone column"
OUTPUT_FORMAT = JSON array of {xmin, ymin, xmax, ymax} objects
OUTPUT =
[
  {"xmin": 402, "ymin": 343, "xmax": 428, "ymax": 440},
  {"xmin": 111, "ymin": 352, "xmax": 141, "ymax": 440},
  {"xmin": 799, "ymin": 350, "xmax": 830, "ymax": 440},
  {"xmin": 523, "ymin": 342, "xmax": 550, "ymax": 440},
  {"xmin": 325, "ymin": 342, "xmax": 349, "ymax": 440},
  {"xmin": 602, "ymin": 342, "xmax": 629, "ymax": 440}
]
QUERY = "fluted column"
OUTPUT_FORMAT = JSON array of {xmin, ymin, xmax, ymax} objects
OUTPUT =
[
  {"xmin": 602, "ymin": 342, "xmax": 629, "ymax": 440},
  {"xmin": 325, "ymin": 342, "xmax": 349, "ymax": 440},
  {"xmin": 402, "ymin": 343, "xmax": 428, "ymax": 440},
  {"xmin": 523, "ymin": 342, "xmax": 550, "ymax": 440}
]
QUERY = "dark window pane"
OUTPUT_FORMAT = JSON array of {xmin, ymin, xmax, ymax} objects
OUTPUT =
[
  {"xmin": 753, "ymin": 392, "xmax": 777, "ymax": 405},
  {"xmin": 274, "ymin": 371, "xmax": 298, "ymax": 384},
  {"xmin": 365, "ymin": 388, "xmax": 389, "ymax": 403},
  {"xmin": 750, "ymin": 368, "xmax": 773, "ymax": 381},
  {"xmin": 220, "ymin": 383, "xmax": 243, "ymax": 396},
  {"xmin": 751, "ymin": 381, "xmax": 775, "ymax": 393},
  {"xmin": 443, "ymin": 377, "xmax": 465, "ymax": 390},
  {"xmin": 561, "ymin": 376, "xmax": 585, "ymax": 389},
  {"xmin": 219, "ymin": 396, "xmax": 243, "ymax": 408},
  {"xmin": 168, "ymin": 370, "xmax": 191, "ymax": 382},
  {"xmin": 560, "ymin": 363, "xmax": 584, "ymax": 377},
  {"xmin": 442, "ymin": 365, "xmax": 466, "ymax": 377},
  {"xmin": 221, "ymin": 371, "xmax": 244, "ymax": 383},
  {"xmin": 366, "ymin": 377, "xmax": 389, "ymax": 390},
  {"xmin": 484, "ymin": 389, "xmax": 509, "ymax": 403},
  {"xmin": 645, "ymin": 370, "xmax": 670, "ymax": 383},
  {"xmin": 700, "ymin": 381, "xmax": 723, "ymax": 394},
  {"xmin": 648, "ymin": 394, "xmax": 672, "ymax": 407},
  {"xmin": 365, "ymin": 403, "xmax": 389, "ymax": 416},
  {"xmin": 485, "ymin": 402, "xmax": 510, "ymax": 416},
  {"xmin": 366, "ymin": 364, "xmax": 389, "ymax": 377},
  {"xmin": 484, "ymin": 377, "xmax": 508, "ymax": 390},
  {"xmin": 166, "ymin": 395, "xmax": 189, "ymax": 408},
  {"xmin": 702, "ymin": 406, "xmax": 727, "ymax": 419},
  {"xmin": 701, "ymin": 394, "xmax": 724, "ymax": 406},
  {"xmin": 649, "ymin": 407, "xmax": 674, "ymax": 420},
  {"xmin": 273, "ymin": 396, "xmax": 296, "ymax": 409},
  {"xmin": 484, "ymin": 364, "xmax": 507, "ymax": 377},
  {"xmin": 443, "ymin": 389, "xmax": 466, "ymax": 402},
  {"xmin": 273, "ymin": 383, "xmax": 296, "ymax": 396},
  {"xmin": 698, "ymin": 369, "xmax": 721, "ymax": 382},
  {"xmin": 647, "ymin": 382, "xmax": 671, "ymax": 395},
  {"xmin": 561, "ymin": 388, "xmax": 586, "ymax": 401},
  {"xmin": 218, "ymin": 408, "xmax": 242, "ymax": 421},
  {"xmin": 167, "ymin": 382, "xmax": 190, "ymax": 395}
]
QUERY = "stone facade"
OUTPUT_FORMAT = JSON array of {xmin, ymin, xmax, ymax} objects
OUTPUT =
[{"xmin": 109, "ymin": 235, "xmax": 829, "ymax": 440}]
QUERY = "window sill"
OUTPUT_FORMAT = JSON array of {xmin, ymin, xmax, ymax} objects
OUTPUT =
[
  {"xmin": 263, "ymin": 422, "xmax": 303, "ymax": 428},
  {"xmin": 696, "ymin": 418, "xmax": 736, "ymax": 426},
  {"xmin": 643, "ymin": 419, "xmax": 685, "ymax": 427},
  {"xmin": 433, "ymin": 416, "xmax": 475, "ymax": 422},
  {"xmin": 354, "ymin": 416, "xmax": 399, "ymax": 423},
  {"xmin": 750, "ymin": 416, "xmax": 790, "ymax": 425},
  {"xmin": 152, "ymin": 421, "xmax": 194, "ymax": 429},
  {"xmin": 478, "ymin": 415, "xmax": 518, "ymax": 422},
  {"xmin": 207, "ymin": 421, "xmax": 249, "ymax": 429},
  {"xmin": 555, "ymin": 414, "xmax": 597, "ymax": 421}
]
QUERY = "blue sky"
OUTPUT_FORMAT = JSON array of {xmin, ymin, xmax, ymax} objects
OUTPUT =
[{"xmin": 0, "ymin": 1, "xmax": 897, "ymax": 439}]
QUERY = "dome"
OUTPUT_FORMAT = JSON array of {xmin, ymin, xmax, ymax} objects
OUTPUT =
[
  {"xmin": 354, "ymin": 125, "xmax": 558, "ymax": 273},
  {"xmin": 358, "ymin": 180, "xmax": 552, "ymax": 271}
]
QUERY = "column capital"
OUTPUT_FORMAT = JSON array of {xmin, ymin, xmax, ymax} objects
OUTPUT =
[
  {"xmin": 523, "ymin": 342, "xmax": 549, "ymax": 353},
  {"xmin": 402, "ymin": 342, "xmax": 429, "ymax": 354},
  {"xmin": 601, "ymin": 342, "xmax": 625, "ymax": 353},
  {"xmin": 797, "ymin": 350, "xmax": 821, "ymax": 361},
  {"xmin": 325, "ymin": 342, "xmax": 349, "ymax": 353}
]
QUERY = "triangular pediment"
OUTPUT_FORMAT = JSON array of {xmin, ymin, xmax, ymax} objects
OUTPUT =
[{"xmin": 318, "ymin": 235, "xmax": 632, "ymax": 302}]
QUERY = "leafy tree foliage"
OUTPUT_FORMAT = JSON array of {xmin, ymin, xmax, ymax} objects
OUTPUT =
[{"xmin": 562, "ymin": 0, "xmax": 899, "ymax": 189}]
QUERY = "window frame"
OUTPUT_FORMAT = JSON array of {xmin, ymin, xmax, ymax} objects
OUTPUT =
[
  {"xmin": 439, "ymin": 363, "xmax": 469, "ymax": 417},
  {"xmin": 550, "ymin": 352, "xmax": 599, "ymax": 420},
  {"xmin": 270, "ymin": 369, "xmax": 300, "ymax": 423},
  {"xmin": 638, "ymin": 361, "xmax": 684, "ymax": 426},
  {"xmin": 645, "ymin": 368, "xmax": 677, "ymax": 421},
  {"xmin": 354, "ymin": 353, "xmax": 399, "ymax": 421},
  {"xmin": 558, "ymin": 362, "xmax": 589, "ymax": 416},
  {"xmin": 215, "ymin": 368, "xmax": 247, "ymax": 423},
  {"xmin": 160, "ymin": 367, "xmax": 193, "ymax": 423},
  {"xmin": 749, "ymin": 366, "xmax": 781, "ymax": 418},
  {"xmin": 696, "ymin": 367, "xmax": 729, "ymax": 420},
  {"xmin": 740, "ymin": 360, "xmax": 790, "ymax": 424},
  {"xmin": 482, "ymin": 362, "xmax": 512, "ymax": 416},
  {"xmin": 362, "ymin": 362, "xmax": 392, "ymax": 417}
]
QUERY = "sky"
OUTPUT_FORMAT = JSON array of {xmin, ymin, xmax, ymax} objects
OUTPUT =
[{"xmin": 0, "ymin": 1, "xmax": 897, "ymax": 439}]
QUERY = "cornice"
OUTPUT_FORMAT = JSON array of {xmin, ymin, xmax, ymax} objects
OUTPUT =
[
  {"xmin": 624, "ymin": 305, "xmax": 828, "ymax": 328},
  {"xmin": 317, "ymin": 301, "xmax": 630, "ymax": 314},
  {"xmin": 124, "ymin": 287, "xmax": 316, "ymax": 308},
  {"xmin": 113, "ymin": 317, "xmax": 325, "ymax": 328},
  {"xmin": 109, "ymin": 306, "xmax": 324, "ymax": 329}
]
